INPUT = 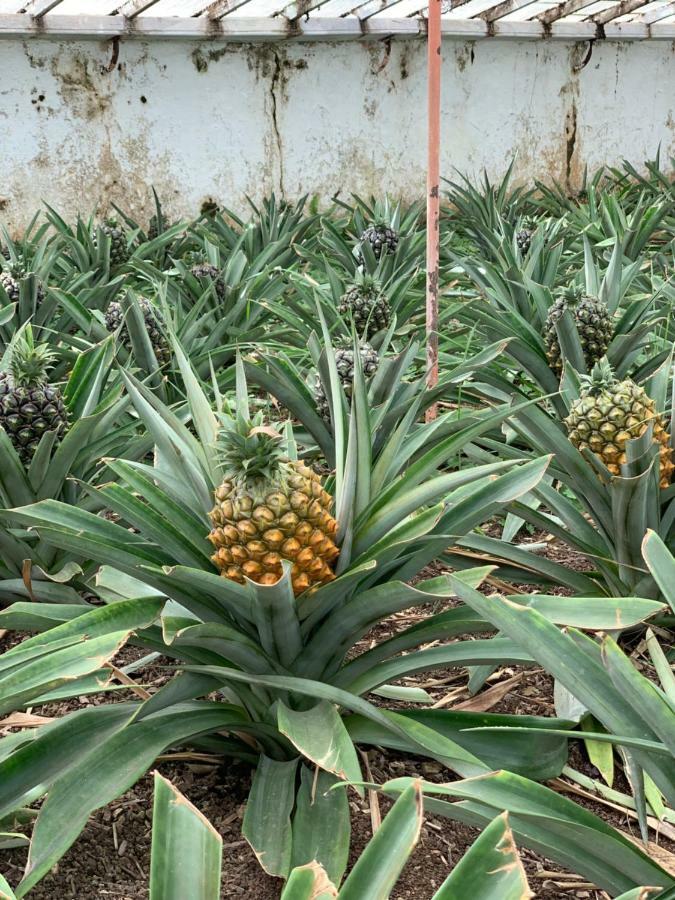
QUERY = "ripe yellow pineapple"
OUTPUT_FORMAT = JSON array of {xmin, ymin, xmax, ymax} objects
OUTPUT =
[
  {"xmin": 565, "ymin": 359, "xmax": 673, "ymax": 488},
  {"xmin": 208, "ymin": 411, "xmax": 339, "ymax": 596}
]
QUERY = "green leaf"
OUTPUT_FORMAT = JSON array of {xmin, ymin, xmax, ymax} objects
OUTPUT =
[
  {"xmin": 645, "ymin": 629, "xmax": 675, "ymax": 703},
  {"xmin": 249, "ymin": 565, "xmax": 302, "ymax": 668},
  {"xmin": 345, "ymin": 709, "xmax": 570, "ymax": 781},
  {"xmin": 338, "ymin": 781, "xmax": 422, "ymax": 900},
  {"xmin": 291, "ymin": 766, "xmax": 350, "ymax": 886},
  {"xmin": 1, "ymin": 597, "xmax": 164, "ymax": 661},
  {"xmin": 17, "ymin": 703, "xmax": 248, "ymax": 897},
  {"xmin": 613, "ymin": 891, "xmax": 663, "ymax": 900},
  {"xmin": 183, "ymin": 664, "xmax": 486, "ymax": 776},
  {"xmin": 642, "ymin": 530, "xmax": 675, "ymax": 614},
  {"xmin": 601, "ymin": 636, "xmax": 675, "ymax": 757},
  {"xmin": 149, "ymin": 772, "xmax": 222, "ymax": 900},
  {"xmin": 517, "ymin": 595, "xmax": 664, "ymax": 629},
  {"xmin": 581, "ymin": 715, "xmax": 614, "ymax": 787},
  {"xmin": 277, "ymin": 700, "xmax": 363, "ymax": 796},
  {"xmin": 433, "ymin": 812, "xmax": 530, "ymax": 899},
  {"xmin": 242, "ymin": 756, "xmax": 298, "ymax": 878},
  {"xmin": 384, "ymin": 771, "xmax": 674, "ymax": 895},
  {"xmin": 0, "ymin": 603, "xmax": 89, "ymax": 632},
  {"xmin": 446, "ymin": 575, "xmax": 675, "ymax": 807},
  {"xmin": 0, "ymin": 704, "xmax": 136, "ymax": 820},
  {"xmin": 0, "ymin": 631, "xmax": 129, "ymax": 716},
  {"xmin": 0, "ymin": 873, "xmax": 17, "ymax": 900},
  {"xmin": 281, "ymin": 863, "xmax": 336, "ymax": 900}
]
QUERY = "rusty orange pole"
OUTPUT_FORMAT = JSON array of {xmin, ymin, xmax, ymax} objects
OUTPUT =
[{"xmin": 425, "ymin": 0, "xmax": 442, "ymax": 421}]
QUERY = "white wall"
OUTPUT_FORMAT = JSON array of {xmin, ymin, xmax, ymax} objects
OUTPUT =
[{"xmin": 0, "ymin": 36, "xmax": 674, "ymax": 231}]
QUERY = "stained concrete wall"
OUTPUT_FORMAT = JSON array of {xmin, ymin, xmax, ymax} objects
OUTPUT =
[{"xmin": 0, "ymin": 37, "xmax": 674, "ymax": 231}]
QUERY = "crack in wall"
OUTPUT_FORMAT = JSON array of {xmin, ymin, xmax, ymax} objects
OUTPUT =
[
  {"xmin": 565, "ymin": 98, "xmax": 578, "ymax": 194},
  {"xmin": 269, "ymin": 48, "xmax": 285, "ymax": 197}
]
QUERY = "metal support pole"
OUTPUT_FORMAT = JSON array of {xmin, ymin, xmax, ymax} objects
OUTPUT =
[{"xmin": 425, "ymin": 0, "xmax": 442, "ymax": 421}]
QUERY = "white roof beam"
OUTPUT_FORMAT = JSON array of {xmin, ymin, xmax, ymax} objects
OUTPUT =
[
  {"xmin": 116, "ymin": 0, "xmax": 163, "ymax": 15},
  {"xmin": 368, "ymin": 0, "xmax": 427, "ymax": 17},
  {"xmin": 204, "ymin": 0, "xmax": 258, "ymax": 16},
  {"xmin": 639, "ymin": 0, "xmax": 675, "ymax": 21},
  {"xmin": 0, "ymin": 5, "xmax": 670, "ymax": 35},
  {"xmin": 537, "ymin": 0, "xmax": 596, "ymax": 24},
  {"xmin": 478, "ymin": 0, "xmax": 537, "ymax": 22},
  {"xmin": 353, "ymin": 0, "xmax": 406, "ymax": 20},
  {"xmin": 272, "ymin": 0, "xmax": 329, "ymax": 18},
  {"xmin": 21, "ymin": 0, "xmax": 65, "ymax": 15},
  {"xmin": 591, "ymin": 0, "xmax": 648, "ymax": 20}
]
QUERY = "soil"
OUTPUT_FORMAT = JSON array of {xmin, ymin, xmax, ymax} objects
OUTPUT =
[
  {"xmin": 1, "ymin": 534, "xmax": 673, "ymax": 899},
  {"xmin": 2, "ymin": 751, "xmax": 626, "ymax": 900}
]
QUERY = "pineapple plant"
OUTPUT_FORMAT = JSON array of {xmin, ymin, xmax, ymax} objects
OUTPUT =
[
  {"xmin": 208, "ymin": 408, "xmax": 339, "ymax": 596},
  {"xmin": 313, "ymin": 342, "xmax": 379, "ymax": 423},
  {"xmin": 190, "ymin": 262, "xmax": 226, "ymax": 300},
  {"xmin": 338, "ymin": 273, "xmax": 391, "ymax": 339},
  {"xmin": 94, "ymin": 218, "xmax": 130, "ymax": 267},
  {"xmin": 565, "ymin": 359, "xmax": 674, "ymax": 488},
  {"xmin": 543, "ymin": 286, "xmax": 614, "ymax": 377},
  {"xmin": 105, "ymin": 297, "xmax": 171, "ymax": 367},
  {"xmin": 0, "ymin": 328, "xmax": 67, "ymax": 464}
]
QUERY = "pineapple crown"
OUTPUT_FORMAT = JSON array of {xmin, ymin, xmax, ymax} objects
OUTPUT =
[
  {"xmin": 215, "ymin": 411, "xmax": 287, "ymax": 482},
  {"xmin": 215, "ymin": 354, "xmax": 288, "ymax": 482},
  {"xmin": 333, "ymin": 337, "xmax": 377, "ymax": 357},
  {"xmin": 578, "ymin": 358, "xmax": 618, "ymax": 396},
  {"xmin": 346, "ymin": 272, "xmax": 382, "ymax": 297},
  {"xmin": 4, "ymin": 327, "xmax": 56, "ymax": 387},
  {"xmin": 0, "ymin": 257, "xmax": 25, "ymax": 278},
  {"xmin": 561, "ymin": 284, "xmax": 585, "ymax": 306},
  {"xmin": 366, "ymin": 197, "xmax": 399, "ymax": 227},
  {"xmin": 364, "ymin": 219, "xmax": 396, "ymax": 237}
]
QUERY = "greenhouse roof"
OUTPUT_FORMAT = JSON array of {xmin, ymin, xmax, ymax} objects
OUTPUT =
[{"xmin": 0, "ymin": 0, "xmax": 673, "ymax": 39}]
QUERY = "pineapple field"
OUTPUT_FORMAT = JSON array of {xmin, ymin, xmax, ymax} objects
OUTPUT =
[{"xmin": 0, "ymin": 160, "xmax": 675, "ymax": 900}]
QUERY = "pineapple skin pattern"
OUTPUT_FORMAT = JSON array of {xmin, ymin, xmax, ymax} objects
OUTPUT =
[
  {"xmin": 105, "ymin": 297, "xmax": 171, "ymax": 367},
  {"xmin": 566, "ymin": 378, "xmax": 674, "ymax": 488},
  {"xmin": 208, "ymin": 459, "xmax": 339, "ymax": 596},
  {"xmin": 0, "ymin": 376, "xmax": 67, "ymax": 464},
  {"xmin": 314, "ymin": 343, "xmax": 379, "ymax": 423},
  {"xmin": 544, "ymin": 293, "xmax": 614, "ymax": 377}
]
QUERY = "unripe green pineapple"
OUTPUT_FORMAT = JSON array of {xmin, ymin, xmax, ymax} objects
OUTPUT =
[
  {"xmin": 208, "ymin": 410, "xmax": 339, "ymax": 596},
  {"xmin": 338, "ymin": 274, "xmax": 391, "ymax": 339},
  {"xmin": 516, "ymin": 221, "xmax": 534, "ymax": 255},
  {"xmin": 544, "ymin": 286, "xmax": 614, "ymax": 377},
  {"xmin": 0, "ymin": 329, "xmax": 67, "ymax": 464},
  {"xmin": 565, "ymin": 359, "xmax": 673, "ymax": 488},
  {"xmin": 0, "ymin": 271, "xmax": 19, "ymax": 303},
  {"xmin": 357, "ymin": 221, "xmax": 399, "ymax": 264},
  {"xmin": 94, "ymin": 218, "xmax": 130, "ymax": 267},
  {"xmin": 190, "ymin": 263, "xmax": 226, "ymax": 300},
  {"xmin": 313, "ymin": 342, "xmax": 379, "ymax": 423},
  {"xmin": 105, "ymin": 297, "xmax": 171, "ymax": 367},
  {"xmin": 0, "ymin": 265, "xmax": 45, "ymax": 307}
]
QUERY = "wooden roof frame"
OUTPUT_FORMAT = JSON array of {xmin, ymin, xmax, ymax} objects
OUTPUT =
[{"xmin": 1, "ymin": 0, "xmax": 673, "ymax": 37}]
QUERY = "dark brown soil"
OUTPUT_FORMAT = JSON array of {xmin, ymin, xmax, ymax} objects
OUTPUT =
[{"xmin": 2, "ymin": 750, "xmax": 624, "ymax": 900}]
